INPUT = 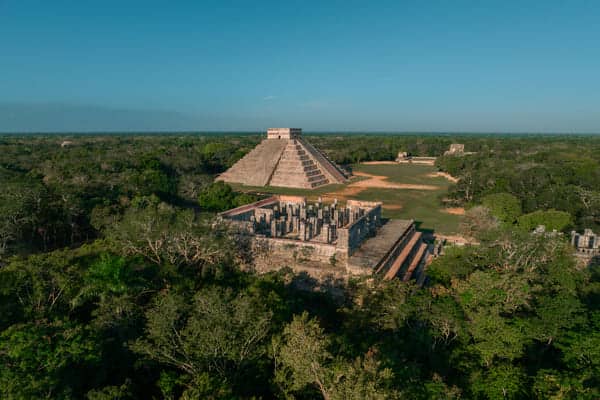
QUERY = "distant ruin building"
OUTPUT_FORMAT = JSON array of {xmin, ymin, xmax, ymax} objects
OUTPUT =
[
  {"xmin": 217, "ymin": 128, "xmax": 349, "ymax": 189},
  {"xmin": 571, "ymin": 229, "xmax": 600, "ymax": 266},
  {"xmin": 444, "ymin": 143, "xmax": 465, "ymax": 156},
  {"xmin": 395, "ymin": 151, "xmax": 411, "ymax": 162},
  {"xmin": 395, "ymin": 150, "xmax": 436, "ymax": 165},
  {"xmin": 219, "ymin": 195, "xmax": 431, "ymax": 282}
]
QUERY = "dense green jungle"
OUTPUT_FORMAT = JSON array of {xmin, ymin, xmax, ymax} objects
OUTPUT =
[{"xmin": 0, "ymin": 133, "xmax": 599, "ymax": 399}]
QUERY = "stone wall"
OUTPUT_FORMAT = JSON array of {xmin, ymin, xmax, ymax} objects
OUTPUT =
[
  {"xmin": 338, "ymin": 201, "xmax": 382, "ymax": 255},
  {"xmin": 251, "ymin": 236, "xmax": 348, "ymax": 279}
]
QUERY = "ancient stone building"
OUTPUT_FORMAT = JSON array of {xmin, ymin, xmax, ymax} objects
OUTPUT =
[
  {"xmin": 444, "ymin": 143, "xmax": 465, "ymax": 156},
  {"xmin": 219, "ymin": 195, "xmax": 430, "ymax": 282},
  {"xmin": 571, "ymin": 229, "xmax": 600, "ymax": 266},
  {"xmin": 217, "ymin": 128, "xmax": 348, "ymax": 189},
  {"xmin": 395, "ymin": 151, "xmax": 411, "ymax": 162},
  {"xmin": 266, "ymin": 127, "xmax": 302, "ymax": 139},
  {"xmin": 395, "ymin": 150, "xmax": 437, "ymax": 165}
]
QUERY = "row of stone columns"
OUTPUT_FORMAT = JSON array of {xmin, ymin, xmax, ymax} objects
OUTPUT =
[{"xmin": 246, "ymin": 199, "xmax": 368, "ymax": 243}]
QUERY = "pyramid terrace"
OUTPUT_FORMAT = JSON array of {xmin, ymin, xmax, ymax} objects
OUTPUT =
[{"xmin": 217, "ymin": 128, "xmax": 349, "ymax": 189}]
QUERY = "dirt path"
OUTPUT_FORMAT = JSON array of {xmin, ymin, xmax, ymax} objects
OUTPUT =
[
  {"xmin": 427, "ymin": 171, "xmax": 459, "ymax": 183},
  {"xmin": 321, "ymin": 170, "xmax": 439, "ymax": 201},
  {"xmin": 442, "ymin": 207, "xmax": 465, "ymax": 215}
]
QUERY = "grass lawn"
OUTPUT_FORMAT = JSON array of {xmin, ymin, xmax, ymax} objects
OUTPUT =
[
  {"xmin": 231, "ymin": 163, "xmax": 461, "ymax": 234},
  {"xmin": 352, "ymin": 163, "xmax": 445, "ymax": 185},
  {"xmin": 349, "ymin": 164, "xmax": 461, "ymax": 233}
]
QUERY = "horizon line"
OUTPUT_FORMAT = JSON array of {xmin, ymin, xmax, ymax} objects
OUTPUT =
[{"xmin": 1, "ymin": 130, "xmax": 600, "ymax": 136}]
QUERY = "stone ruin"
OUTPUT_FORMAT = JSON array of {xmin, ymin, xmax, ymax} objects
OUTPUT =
[
  {"xmin": 444, "ymin": 143, "xmax": 465, "ymax": 156},
  {"xmin": 396, "ymin": 151, "xmax": 411, "ymax": 162},
  {"xmin": 217, "ymin": 128, "xmax": 349, "ymax": 189},
  {"xmin": 219, "ymin": 195, "xmax": 431, "ymax": 282},
  {"xmin": 571, "ymin": 229, "xmax": 600, "ymax": 266},
  {"xmin": 395, "ymin": 150, "xmax": 437, "ymax": 165}
]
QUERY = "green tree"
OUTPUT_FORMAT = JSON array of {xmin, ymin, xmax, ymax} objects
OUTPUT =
[
  {"xmin": 0, "ymin": 319, "xmax": 100, "ymax": 399},
  {"xmin": 109, "ymin": 196, "xmax": 238, "ymax": 269},
  {"xmin": 517, "ymin": 209, "xmax": 573, "ymax": 232},
  {"xmin": 132, "ymin": 288, "xmax": 273, "ymax": 395},
  {"xmin": 482, "ymin": 193, "xmax": 522, "ymax": 225},
  {"xmin": 198, "ymin": 181, "xmax": 236, "ymax": 211},
  {"xmin": 274, "ymin": 312, "xmax": 398, "ymax": 400}
]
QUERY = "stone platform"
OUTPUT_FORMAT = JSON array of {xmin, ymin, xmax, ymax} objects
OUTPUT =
[{"xmin": 220, "ymin": 195, "xmax": 430, "ymax": 282}]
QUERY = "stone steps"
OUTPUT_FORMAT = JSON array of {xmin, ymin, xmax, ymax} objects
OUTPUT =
[
  {"xmin": 347, "ymin": 220, "xmax": 414, "ymax": 272},
  {"xmin": 402, "ymin": 242, "xmax": 428, "ymax": 281},
  {"xmin": 297, "ymin": 138, "xmax": 348, "ymax": 183},
  {"xmin": 383, "ymin": 231, "xmax": 422, "ymax": 280},
  {"xmin": 269, "ymin": 141, "xmax": 330, "ymax": 189}
]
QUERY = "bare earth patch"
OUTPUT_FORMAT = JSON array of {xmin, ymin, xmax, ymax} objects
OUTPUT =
[
  {"xmin": 321, "ymin": 171, "xmax": 439, "ymax": 201},
  {"xmin": 427, "ymin": 171, "xmax": 459, "ymax": 183},
  {"xmin": 443, "ymin": 207, "xmax": 465, "ymax": 215},
  {"xmin": 350, "ymin": 171, "xmax": 439, "ymax": 190}
]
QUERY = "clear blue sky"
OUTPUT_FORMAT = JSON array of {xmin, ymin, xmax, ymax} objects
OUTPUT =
[{"xmin": 1, "ymin": 0, "xmax": 599, "ymax": 132}]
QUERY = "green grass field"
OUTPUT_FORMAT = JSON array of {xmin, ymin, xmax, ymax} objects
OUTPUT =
[
  {"xmin": 350, "ymin": 164, "xmax": 461, "ymax": 233},
  {"xmin": 231, "ymin": 163, "xmax": 461, "ymax": 234}
]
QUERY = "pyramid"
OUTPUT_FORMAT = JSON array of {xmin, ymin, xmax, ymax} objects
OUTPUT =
[{"xmin": 217, "ymin": 128, "xmax": 349, "ymax": 189}]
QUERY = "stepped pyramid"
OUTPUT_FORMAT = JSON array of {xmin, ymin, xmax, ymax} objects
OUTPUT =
[{"xmin": 217, "ymin": 128, "xmax": 349, "ymax": 189}]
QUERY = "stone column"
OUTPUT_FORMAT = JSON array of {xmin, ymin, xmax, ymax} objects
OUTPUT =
[
  {"xmin": 299, "ymin": 221, "xmax": 307, "ymax": 241},
  {"xmin": 322, "ymin": 224, "xmax": 331, "ymax": 243}
]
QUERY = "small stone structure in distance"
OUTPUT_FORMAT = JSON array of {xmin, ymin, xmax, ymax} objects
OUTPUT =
[
  {"xmin": 217, "ymin": 128, "xmax": 349, "ymax": 189},
  {"xmin": 395, "ymin": 151, "xmax": 436, "ymax": 165},
  {"xmin": 444, "ymin": 143, "xmax": 465, "ymax": 156},
  {"xmin": 571, "ymin": 229, "xmax": 600, "ymax": 266},
  {"xmin": 219, "ymin": 195, "xmax": 431, "ymax": 283},
  {"xmin": 443, "ymin": 143, "xmax": 476, "ymax": 156}
]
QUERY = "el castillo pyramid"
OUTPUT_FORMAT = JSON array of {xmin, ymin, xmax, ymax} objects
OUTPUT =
[{"xmin": 217, "ymin": 128, "xmax": 349, "ymax": 189}]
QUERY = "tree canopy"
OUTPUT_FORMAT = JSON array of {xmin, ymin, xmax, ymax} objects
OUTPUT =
[{"xmin": 0, "ymin": 133, "xmax": 599, "ymax": 398}]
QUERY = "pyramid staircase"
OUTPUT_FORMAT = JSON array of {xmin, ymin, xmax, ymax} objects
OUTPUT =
[
  {"xmin": 269, "ymin": 140, "xmax": 330, "ymax": 188},
  {"xmin": 218, "ymin": 138, "xmax": 348, "ymax": 189},
  {"xmin": 297, "ymin": 138, "xmax": 349, "ymax": 183}
]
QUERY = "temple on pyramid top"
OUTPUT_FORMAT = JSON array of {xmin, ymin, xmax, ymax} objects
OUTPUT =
[
  {"xmin": 266, "ymin": 127, "xmax": 302, "ymax": 139},
  {"xmin": 217, "ymin": 128, "xmax": 349, "ymax": 189}
]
